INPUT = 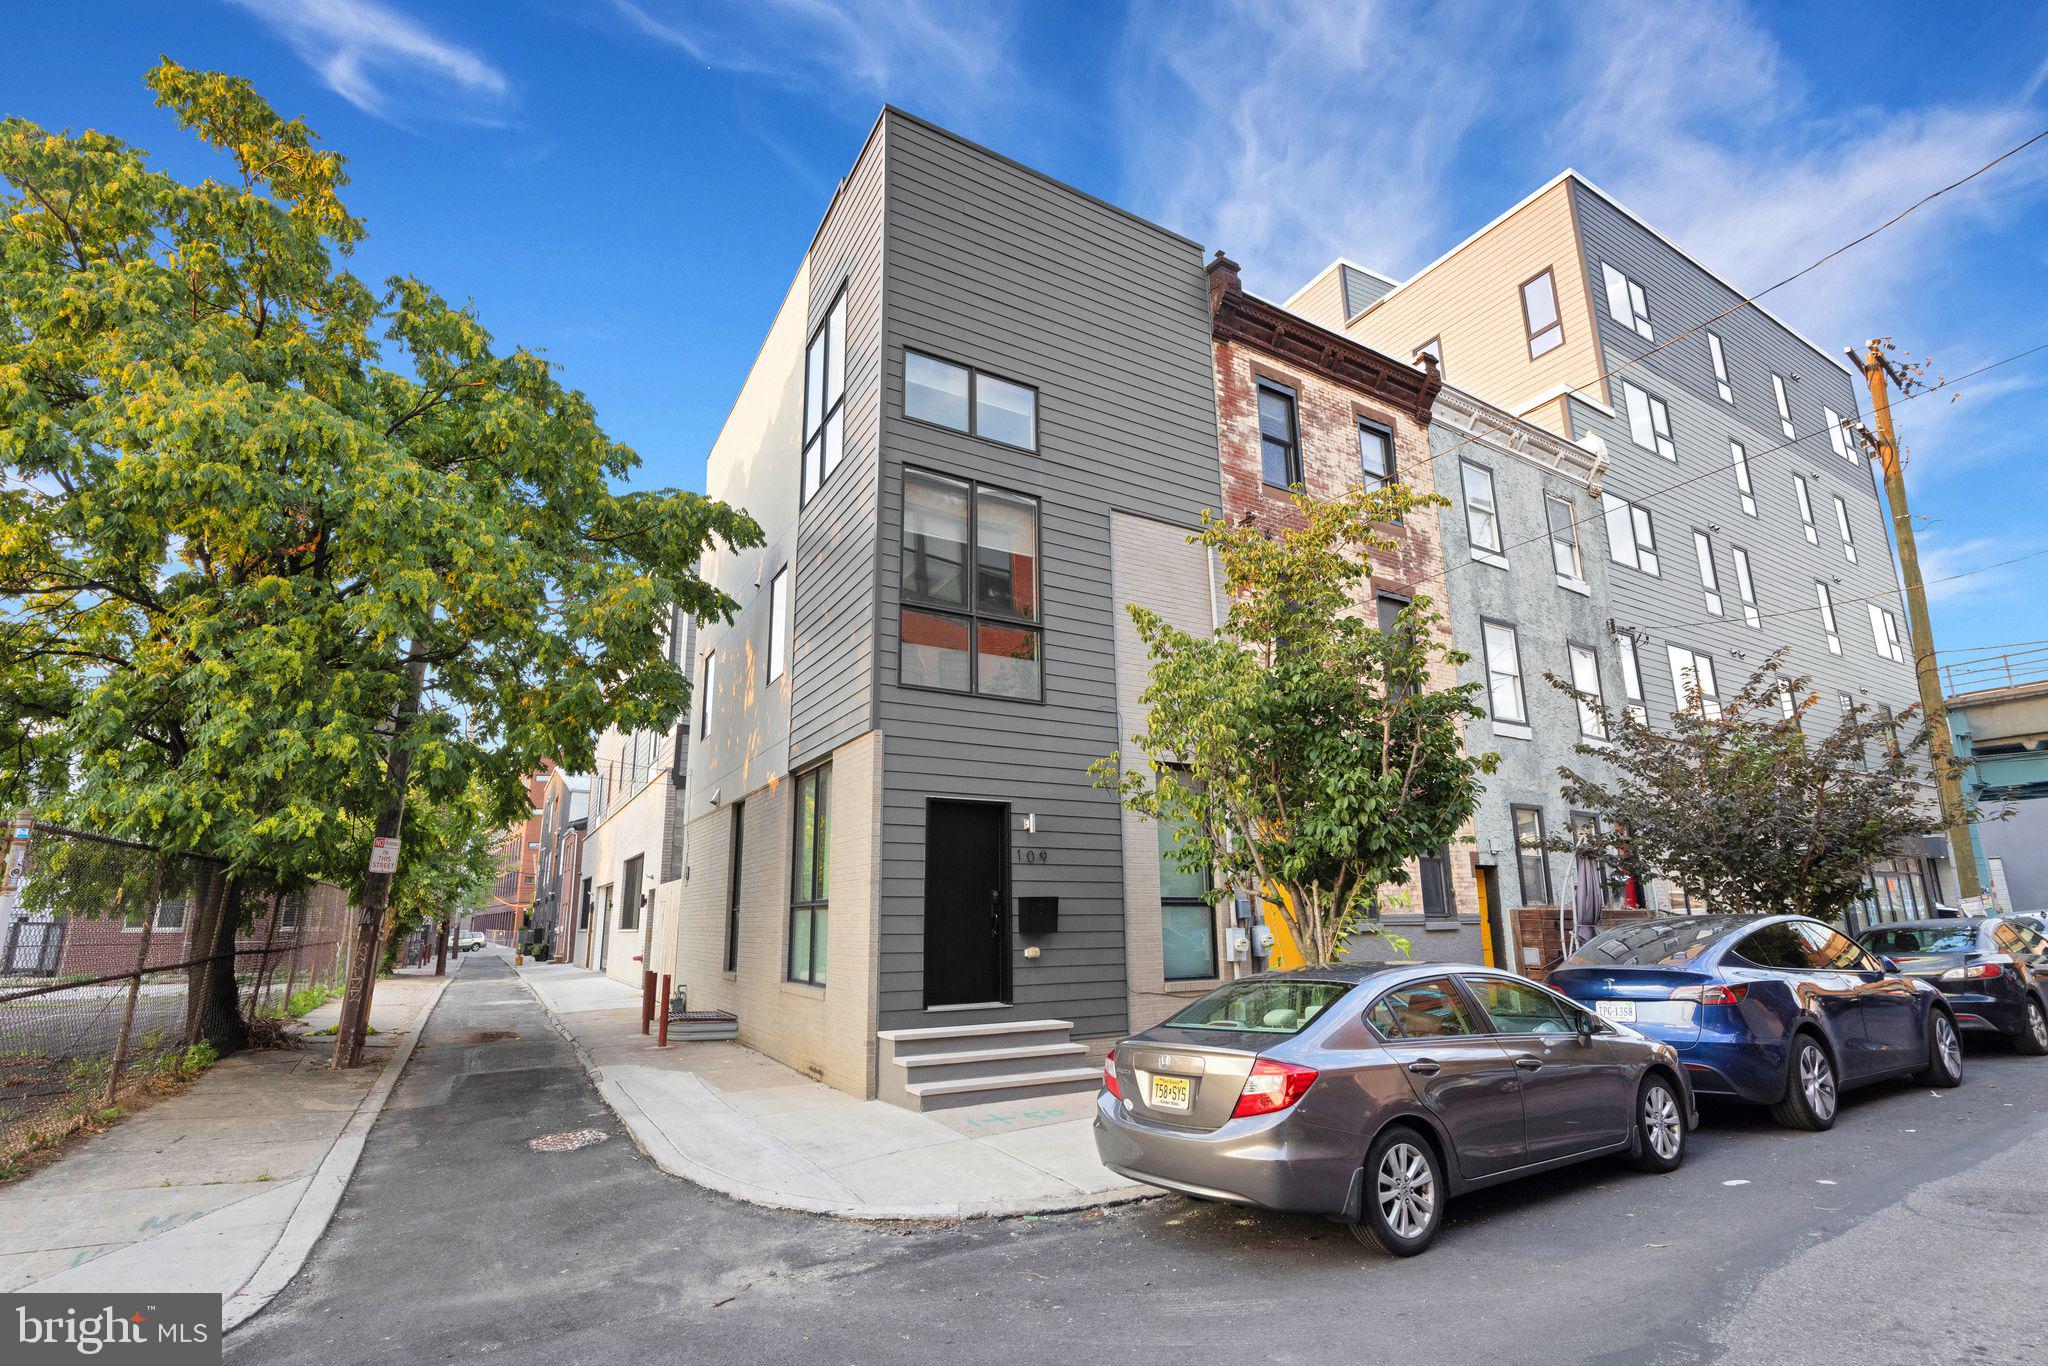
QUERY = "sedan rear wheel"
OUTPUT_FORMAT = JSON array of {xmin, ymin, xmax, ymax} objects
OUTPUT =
[
  {"xmin": 1769, "ymin": 1035, "xmax": 1837, "ymax": 1131},
  {"xmin": 1918, "ymin": 1010, "xmax": 1965, "ymax": 1086},
  {"xmin": 1628, "ymin": 1076, "xmax": 1686, "ymax": 1173},
  {"xmin": 2015, "ymin": 997, "xmax": 2048, "ymax": 1057},
  {"xmin": 1350, "ymin": 1125, "xmax": 1444, "ymax": 1257}
]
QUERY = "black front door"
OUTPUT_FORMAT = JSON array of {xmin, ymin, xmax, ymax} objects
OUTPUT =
[{"xmin": 924, "ymin": 800, "xmax": 1009, "ymax": 1008}]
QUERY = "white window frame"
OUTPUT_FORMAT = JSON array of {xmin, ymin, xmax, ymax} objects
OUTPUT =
[
  {"xmin": 1568, "ymin": 643, "xmax": 1607, "ymax": 740},
  {"xmin": 1729, "ymin": 439, "xmax": 1755, "ymax": 517},
  {"xmin": 1823, "ymin": 406, "xmax": 1847, "ymax": 460},
  {"xmin": 1461, "ymin": 460, "xmax": 1506, "ymax": 565},
  {"xmin": 1707, "ymin": 331, "xmax": 1733, "ymax": 403},
  {"xmin": 1481, "ymin": 620, "xmax": 1531, "ymax": 736},
  {"xmin": 1621, "ymin": 382, "xmax": 1676, "ymax": 461},
  {"xmin": 1868, "ymin": 604, "xmax": 1906, "ymax": 663},
  {"xmin": 1604, "ymin": 497, "xmax": 1660, "ymax": 575},
  {"xmin": 1816, "ymin": 582, "xmax": 1841, "ymax": 654},
  {"xmin": 1545, "ymin": 493, "xmax": 1585, "ymax": 589},
  {"xmin": 1666, "ymin": 645, "xmax": 1722, "ymax": 718},
  {"xmin": 1601, "ymin": 262, "xmax": 1653, "ymax": 338},
  {"xmin": 1771, "ymin": 372, "xmax": 1795, "ymax": 440},
  {"xmin": 1694, "ymin": 530, "xmax": 1723, "ymax": 616},
  {"xmin": 1793, "ymin": 475, "xmax": 1818, "ymax": 544},
  {"xmin": 766, "ymin": 565, "xmax": 790, "ymax": 682},
  {"xmin": 1732, "ymin": 545, "xmax": 1760, "ymax": 628},
  {"xmin": 1616, "ymin": 633, "xmax": 1648, "ymax": 725},
  {"xmin": 1832, "ymin": 495, "xmax": 1857, "ymax": 564}
]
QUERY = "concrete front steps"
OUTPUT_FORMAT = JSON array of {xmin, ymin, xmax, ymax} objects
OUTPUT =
[{"xmin": 876, "ymin": 1018, "xmax": 1101, "ymax": 1112}]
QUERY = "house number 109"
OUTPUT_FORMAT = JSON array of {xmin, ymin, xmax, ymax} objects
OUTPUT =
[{"xmin": 1013, "ymin": 848, "xmax": 1049, "ymax": 864}]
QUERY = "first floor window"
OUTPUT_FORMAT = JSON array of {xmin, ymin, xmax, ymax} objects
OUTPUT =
[
  {"xmin": 725, "ymin": 801, "xmax": 745, "ymax": 973},
  {"xmin": 618, "ymin": 854, "xmax": 643, "ymax": 932},
  {"xmin": 1462, "ymin": 460, "xmax": 1503, "ymax": 557},
  {"xmin": 1604, "ymin": 497, "xmax": 1659, "ymax": 575},
  {"xmin": 1512, "ymin": 806, "xmax": 1553, "ymax": 905},
  {"xmin": 1482, "ymin": 620, "xmax": 1528, "ymax": 729},
  {"xmin": 698, "ymin": 650, "xmax": 717, "ymax": 737},
  {"xmin": 154, "ymin": 898, "xmax": 189, "ymax": 932},
  {"xmin": 1419, "ymin": 847, "xmax": 1455, "ymax": 918},
  {"xmin": 766, "ymin": 566, "xmax": 789, "ymax": 682},
  {"xmin": 789, "ymin": 766, "xmax": 830, "ymax": 984},
  {"xmin": 1157, "ymin": 814, "xmax": 1215, "ymax": 981},
  {"xmin": 1666, "ymin": 644, "xmax": 1721, "ymax": 718},
  {"xmin": 578, "ymin": 879, "xmax": 593, "ymax": 930},
  {"xmin": 1568, "ymin": 643, "xmax": 1607, "ymax": 739}
]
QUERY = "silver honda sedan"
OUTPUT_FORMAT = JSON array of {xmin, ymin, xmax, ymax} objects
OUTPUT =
[{"xmin": 1094, "ymin": 962, "xmax": 1696, "ymax": 1254}]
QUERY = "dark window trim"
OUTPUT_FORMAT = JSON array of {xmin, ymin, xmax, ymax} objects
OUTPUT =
[
  {"xmin": 698, "ymin": 650, "xmax": 715, "ymax": 739},
  {"xmin": 787, "ymin": 764, "xmax": 830, "ymax": 985},
  {"xmin": 800, "ymin": 282, "xmax": 850, "ymax": 508},
  {"xmin": 1479, "ymin": 616, "xmax": 1528, "ymax": 727},
  {"xmin": 1255, "ymin": 376, "xmax": 1303, "ymax": 489},
  {"xmin": 1510, "ymin": 804, "xmax": 1553, "ymax": 906},
  {"xmin": 1565, "ymin": 638, "xmax": 1607, "ymax": 739},
  {"xmin": 897, "ymin": 466, "xmax": 1046, "ymax": 705},
  {"xmin": 1460, "ymin": 458, "xmax": 1504, "ymax": 556},
  {"xmin": 1354, "ymin": 411, "xmax": 1398, "ymax": 493},
  {"xmin": 900, "ymin": 347, "xmax": 1041, "ymax": 453},
  {"xmin": 724, "ymin": 800, "xmax": 745, "ymax": 973},
  {"xmin": 618, "ymin": 853, "xmax": 644, "ymax": 932},
  {"xmin": 1519, "ymin": 266, "xmax": 1565, "ymax": 358}
]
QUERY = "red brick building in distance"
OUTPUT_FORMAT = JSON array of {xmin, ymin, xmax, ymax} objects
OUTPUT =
[
  {"xmin": 1205, "ymin": 251, "xmax": 1480, "ymax": 950},
  {"xmin": 472, "ymin": 768, "xmax": 549, "ymax": 944}
]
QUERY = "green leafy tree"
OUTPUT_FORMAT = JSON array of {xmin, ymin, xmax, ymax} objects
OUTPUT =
[
  {"xmin": 1551, "ymin": 650, "xmax": 1945, "ymax": 924},
  {"xmin": 1093, "ymin": 486, "xmax": 1492, "ymax": 965},
  {"xmin": 0, "ymin": 64, "xmax": 760, "ymax": 1055}
]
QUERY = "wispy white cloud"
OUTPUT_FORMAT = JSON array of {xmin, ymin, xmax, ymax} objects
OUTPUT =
[
  {"xmin": 609, "ymin": 0, "xmax": 1019, "ymax": 128},
  {"xmin": 223, "ymin": 0, "xmax": 511, "ymax": 125},
  {"xmin": 1918, "ymin": 533, "xmax": 2043, "ymax": 606}
]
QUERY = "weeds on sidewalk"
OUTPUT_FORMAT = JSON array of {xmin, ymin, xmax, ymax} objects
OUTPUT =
[{"xmin": 0, "ymin": 1037, "xmax": 220, "ymax": 1183}]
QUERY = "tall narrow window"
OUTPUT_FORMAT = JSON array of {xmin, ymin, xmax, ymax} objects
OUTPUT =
[
  {"xmin": 1868, "ymin": 605, "xmax": 1906, "ymax": 663},
  {"xmin": 1732, "ymin": 546, "xmax": 1760, "ymax": 628},
  {"xmin": 1521, "ymin": 268, "xmax": 1564, "ymax": 357},
  {"xmin": 1512, "ymin": 806, "xmax": 1554, "ymax": 905},
  {"xmin": 1793, "ymin": 475, "xmax": 1818, "ymax": 544},
  {"xmin": 1729, "ymin": 440, "xmax": 1756, "ymax": 517},
  {"xmin": 1621, "ymin": 382, "xmax": 1676, "ymax": 460},
  {"xmin": 1604, "ymin": 497, "xmax": 1660, "ymax": 575},
  {"xmin": 1666, "ymin": 645, "xmax": 1721, "ymax": 718},
  {"xmin": 1357, "ymin": 419, "xmax": 1395, "ymax": 493},
  {"xmin": 900, "ymin": 471, "xmax": 1042, "ymax": 700},
  {"xmin": 1568, "ymin": 643, "xmax": 1607, "ymax": 740},
  {"xmin": 1418, "ymin": 848, "xmax": 1455, "ymax": 919},
  {"xmin": 724, "ymin": 801, "xmax": 745, "ymax": 973},
  {"xmin": 698, "ymin": 650, "xmax": 717, "ymax": 739},
  {"xmin": 766, "ymin": 566, "xmax": 789, "ymax": 682},
  {"xmin": 1816, "ymin": 581, "xmax": 1841, "ymax": 654},
  {"xmin": 1694, "ymin": 531, "xmax": 1722, "ymax": 616},
  {"xmin": 1616, "ymin": 633, "xmax": 1647, "ymax": 725},
  {"xmin": 1482, "ymin": 621, "xmax": 1529, "ymax": 731},
  {"xmin": 1546, "ymin": 494, "xmax": 1583, "ymax": 584},
  {"xmin": 1840, "ymin": 693, "xmax": 1866, "ymax": 770},
  {"xmin": 1707, "ymin": 331, "xmax": 1733, "ymax": 403},
  {"xmin": 1832, "ymin": 495, "xmax": 1857, "ymax": 564},
  {"xmin": 1461, "ymin": 461, "xmax": 1504, "ymax": 559},
  {"xmin": 619, "ymin": 854, "xmax": 643, "ymax": 932},
  {"xmin": 1771, "ymin": 372, "xmax": 1795, "ymax": 439},
  {"xmin": 1601, "ymin": 263, "xmax": 1653, "ymax": 338},
  {"xmin": 1823, "ymin": 406, "xmax": 1847, "ymax": 459},
  {"xmin": 802, "ymin": 292, "xmax": 847, "ymax": 504},
  {"xmin": 788, "ymin": 766, "xmax": 829, "ymax": 984},
  {"xmin": 1258, "ymin": 382, "xmax": 1301, "ymax": 487},
  {"xmin": 1157, "ymin": 812, "xmax": 1216, "ymax": 981}
]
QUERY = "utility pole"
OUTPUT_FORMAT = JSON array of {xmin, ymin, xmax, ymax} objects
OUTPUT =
[{"xmin": 1850, "ymin": 341, "xmax": 1983, "ymax": 905}]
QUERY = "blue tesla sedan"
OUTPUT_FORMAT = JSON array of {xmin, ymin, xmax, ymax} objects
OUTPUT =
[{"xmin": 1548, "ymin": 915, "xmax": 1963, "ymax": 1129}]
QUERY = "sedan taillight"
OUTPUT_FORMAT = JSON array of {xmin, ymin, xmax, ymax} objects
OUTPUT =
[
  {"xmin": 1102, "ymin": 1048, "xmax": 1122, "ymax": 1100},
  {"xmin": 1671, "ymin": 983, "xmax": 1748, "ymax": 1006},
  {"xmin": 1941, "ymin": 960, "xmax": 2007, "ymax": 981},
  {"xmin": 1231, "ymin": 1058, "xmax": 1318, "ymax": 1118}
]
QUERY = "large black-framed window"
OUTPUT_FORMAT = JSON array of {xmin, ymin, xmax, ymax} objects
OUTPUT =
[
  {"xmin": 577, "ymin": 877, "xmax": 592, "ymax": 931},
  {"xmin": 619, "ymin": 854, "xmax": 643, "ymax": 932},
  {"xmin": 1418, "ymin": 847, "xmax": 1455, "ymax": 919},
  {"xmin": 788, "ymin": 766, "xmax": 830, "ymax": 985},
  {"xmin": 899, "ymin": 469, "xmax": 1042, "ymax": 701},
  {"xmin": 1156, "ymin": 807, "xmax": 1217, "ymax": 981},
  {"xmin": 801, "ymin": 288, "xmax": 848, "ymax": 506},
  {"xmin": 1257, "ymin": 381, "xmax": 1301, "ymax": 488},
  {"xmin": 1511, "ymin": 805, "xmax": 1552, "ymax": 906},
  {"xmin": 903, "ymin": 350, "xmax": 1038, "ymax": 450},
  {"xmin": 724, "ymin": 800, "xmax": 745, "ymax": 973}
]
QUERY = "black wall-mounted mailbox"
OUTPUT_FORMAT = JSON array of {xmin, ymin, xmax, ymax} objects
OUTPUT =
[{"xmin": 1017, "ymin": 897, "xmax": 1059, "ymax": 936}]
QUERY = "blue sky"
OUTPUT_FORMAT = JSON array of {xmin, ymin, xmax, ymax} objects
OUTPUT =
[{"xmin": 7, "ymin": 0, "xmax": 2048, "ymax": 667}]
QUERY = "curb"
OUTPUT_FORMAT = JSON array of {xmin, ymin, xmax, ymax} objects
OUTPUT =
[
  {"xmin": 512, "ymin": 965, "xmax": 1157, "ymax": 1223},
  {"xmin": 222, "ymin": 971, "xmax": 455, "ymax": 1334}
]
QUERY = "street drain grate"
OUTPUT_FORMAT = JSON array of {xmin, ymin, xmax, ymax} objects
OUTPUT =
[
  {"xmin": 463, "ymin": 1030, "xmax": 519, "ymax": 1044},
  {"xmin": 529, "ymin": 1128, "xmax": 609, "ymax": 1153}
]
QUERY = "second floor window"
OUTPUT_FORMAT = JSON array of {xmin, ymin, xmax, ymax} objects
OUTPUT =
[
  {"xmin": 1258, "ymin": 382, "xmax": 1301, "ymax": 487},
  {"xmin": 900, "ymin": 471, "xmax": 1041, "ymax": 701},
  {"xmin": 802, "ymin": 292, "xmax": 847, "ymax": 505},
  {"xmin": 1621, "ymin": 382, "xmax": 1675, "ymax": 460},
  {"xmin": 1357, "ymin": 419, "xmax": 1395, "ymax": 493},
  {"xmin": 1521, "ymin": 268, "xmax": 1564, "ymax": 357},
  {"xmin": 789, "ymin": 766, "xmax": 829, "ymax": 985}
]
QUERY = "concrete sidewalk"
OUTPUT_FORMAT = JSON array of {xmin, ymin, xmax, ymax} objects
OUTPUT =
[
  {"xmin": 0, "ymin": 967, "xmax": 450, "ymax": 1328},
  {"xmin": 513, "ymin": 955, "xmax": 1153, "ymax": 1219}
]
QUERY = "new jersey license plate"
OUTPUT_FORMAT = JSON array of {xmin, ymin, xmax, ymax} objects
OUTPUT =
[
  {"xmin": 1595, "ymin": 1000, "xmax": 1638, "ymax": 1023},
  {"xmin": 1149, "ymin": 1075, "xmax": 1191, "ymax": 1110}
]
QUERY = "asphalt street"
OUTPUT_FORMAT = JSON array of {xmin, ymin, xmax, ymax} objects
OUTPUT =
[{"xmin": 228, "ymin": 956, "xmax": 2048, "ymax": 1366}]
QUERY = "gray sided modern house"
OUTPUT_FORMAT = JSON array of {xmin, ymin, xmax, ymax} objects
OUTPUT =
[
  {"xmin": 673, "ymin": 109, "xmax": 1223, "ymax": 1109},
  {"xmin": 1311, "ymin": 169, "xmax": 1948, "ymax": 920}
]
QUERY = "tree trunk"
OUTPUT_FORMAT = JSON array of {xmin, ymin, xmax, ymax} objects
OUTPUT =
[
  {"xmin": 190, "ymin": 878, "xmax": 249, "ymax": 1054},
  {"xmin": 433, "ymin": 916, "xmax": 449, "ymax": 977},
  {"xmin": 181, "ymin": 863, "xmax": 226, "ymax": 1040}
]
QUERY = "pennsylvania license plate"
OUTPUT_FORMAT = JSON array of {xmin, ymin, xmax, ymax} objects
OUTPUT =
[
  {"xmin": 1149, "ymin": 1075, "xmax": 1192, "ymax": 1110},
  {"xmin": 1595, "ymin": 1000, "xmax": 1638, "ymax": 1023}
]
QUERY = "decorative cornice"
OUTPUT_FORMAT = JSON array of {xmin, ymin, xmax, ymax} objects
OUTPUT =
[
  {"xmin": 1431, "ymin": 384, "xmax": 1606, "ymax": 493},
  {"xmin": 1209, "ymin": 271, "xmax": 1439, "ymax": 426}
]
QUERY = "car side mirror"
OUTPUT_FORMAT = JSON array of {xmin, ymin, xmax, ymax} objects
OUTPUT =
[{"xmin": 1879, "ymin": 956, "xmax": 1901, "ymax": 974}]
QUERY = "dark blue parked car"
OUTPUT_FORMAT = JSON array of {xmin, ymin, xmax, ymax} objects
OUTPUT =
[
  {"xmin": 1858, "ymin": 917, "xmax": 2048, "ymax": 1053},
  {"xmin": 1549, "ymin": 915, "xmax": 1962, "ymax": 1130}
]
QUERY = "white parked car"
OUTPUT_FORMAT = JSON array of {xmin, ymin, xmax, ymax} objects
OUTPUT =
[{"xmin": 457, "ymin": 932, "xmax": 488, "ymax": 953}]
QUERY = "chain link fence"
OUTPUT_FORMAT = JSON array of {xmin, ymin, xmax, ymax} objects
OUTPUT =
[{"xmin": 0, "ymin": 822, "xmax": 351, "ymax": 1172}]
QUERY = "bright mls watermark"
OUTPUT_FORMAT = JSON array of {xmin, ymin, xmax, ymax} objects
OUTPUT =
[{"xmin": 5, "ymin": 1295, "xmax": 219, "ymax": 1364}]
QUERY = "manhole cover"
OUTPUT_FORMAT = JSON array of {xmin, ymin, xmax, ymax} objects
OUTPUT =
[
  {"xmin": 529, "ymin": 1128, "xmax": 609, "ymax": 1153},
  {"xmin": 464, "ymin": 1030, "xmax": 519, "ymax": 1044}
]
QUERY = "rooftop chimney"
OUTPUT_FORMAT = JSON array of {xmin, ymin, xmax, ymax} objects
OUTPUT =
[{"xmin": 1206, "ymin": 250, "xmax": 1241, "ymax": 314}]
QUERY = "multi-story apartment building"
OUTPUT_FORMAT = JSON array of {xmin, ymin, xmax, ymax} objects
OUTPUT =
[
  {"xmin": 1293, "ymin": 170, "xmax": 1956, "ymax": 914},
  {"xmin": 672, "ymin": 109, "xmax": 1224, "ymax": 1108},
  {"xmin": 475, "ymin": 769, "xmax": 548, "ymax": 944},
  {"xmin": 531, "ymin": 769, "xmax": 589, "ymax": 963}
]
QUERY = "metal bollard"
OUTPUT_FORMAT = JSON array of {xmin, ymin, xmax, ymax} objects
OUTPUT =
[
  {"xmin": 641, "ymin": 969, "xmax": 656, "ymax": 1035},
  {"xmin": 657, "ymin": 974, "xmax": 672, "ymax": 1048}
]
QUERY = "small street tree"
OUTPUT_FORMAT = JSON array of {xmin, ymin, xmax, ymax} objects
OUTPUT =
[
  {"xmin": 1551, "ymin": 649, "xmax": 1945, "ymax": 924},
  {"xmin": 1093, "ymin": 486, "xmax": 1492, "ymax": 966}
]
